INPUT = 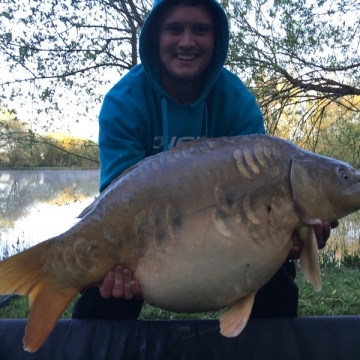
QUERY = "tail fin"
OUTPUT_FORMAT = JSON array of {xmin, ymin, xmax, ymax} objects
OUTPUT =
[{"xmin": 0, "ymin": 240, "xmax": 78, "ymax": 352}]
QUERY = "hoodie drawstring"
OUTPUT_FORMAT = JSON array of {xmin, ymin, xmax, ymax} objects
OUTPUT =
[
  {"xmin": 204, "ymin": 99, "xmax": 209, "ymax": 138},
  {"xmin": 162, "ymin": 97, "xmax": 169, "ymax": 151}
]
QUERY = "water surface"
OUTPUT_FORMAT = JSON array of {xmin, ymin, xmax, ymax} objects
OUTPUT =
[{"xmin": 0, "ymin": 169, "xmax": 99, "ymax": 257}]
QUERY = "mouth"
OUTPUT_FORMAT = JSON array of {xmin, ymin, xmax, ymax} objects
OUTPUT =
[{"xmin": 176, "ymin": 54, "xmax": 196, "ymax": 61}]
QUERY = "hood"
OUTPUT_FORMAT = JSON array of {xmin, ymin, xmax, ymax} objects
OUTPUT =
[{"xmin": 139, "ymin": 0, "xmax": 229, "ymax": 103}]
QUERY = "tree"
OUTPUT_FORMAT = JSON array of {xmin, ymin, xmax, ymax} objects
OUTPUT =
[
  {"xmin": 309, "ymin": 96, "xmax": 360, "ymax": 167},
  {"xmin": 0, "ymin": 104, "xmax": 99, "ymax": 167},
  {"xmin": 0, "ymin": 0, "xmax": 152, "ymax": 126},
  {"xmin": 37, "ymin": 133, "xmax": 99, "ymax": 167},
  {"xmin": 1, "ymin": 0, "xmax": 359, "ymax": 147},
  {"xmin": 0, "ymin": 107, "xmax": 35, "ymax": 167},
  {"xmin": 224, "ymin": 0, "xmax": 360, "ymax": 144}
]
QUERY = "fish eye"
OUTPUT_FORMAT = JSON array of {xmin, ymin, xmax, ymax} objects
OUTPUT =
[{"xmin": 339, "ymin": 168, "xmax": 349, "ymax": 180}]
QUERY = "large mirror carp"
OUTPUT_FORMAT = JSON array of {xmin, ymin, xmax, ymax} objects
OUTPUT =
[{"xmin": 1, "ymin": 134, "xmax": 359, "ymax": 352}]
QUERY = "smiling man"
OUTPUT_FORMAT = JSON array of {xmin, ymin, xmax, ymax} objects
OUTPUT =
[
  {"xmin": 159, "ymin": 4, "xmax": 215, "ymax": 103},
  {"xmin": 72, "ymin": 0, "xmax": 336, "ymax": 321}
]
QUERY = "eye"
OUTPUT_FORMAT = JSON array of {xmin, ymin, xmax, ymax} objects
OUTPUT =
[
  {"xmin": 339, "ymin": 169, "xmax": 349, "ymax": 180},
  {"xmin": 194, "ymin": 25, "xmax": 212, "ymax": 35},
  {"xmin": 195, "ymin": 26, "xmax": 206, "ymax": 33},
  {"xmin": 164, "ymin": 25, "xmax": 182, "ymax": 35}
]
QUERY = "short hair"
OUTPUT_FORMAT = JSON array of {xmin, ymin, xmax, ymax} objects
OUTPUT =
[
  {"xmin": 159, "ymin": 0, "xmax": 217, "ymax": 24},
  {"xmin": 151, "ymin": 0, "xmax": 218, "ymax": 46}
]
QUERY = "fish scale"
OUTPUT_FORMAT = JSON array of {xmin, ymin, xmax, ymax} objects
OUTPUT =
[{"xmin": 1, "ymin": 134, "xmax": 360, "ymax": 352}]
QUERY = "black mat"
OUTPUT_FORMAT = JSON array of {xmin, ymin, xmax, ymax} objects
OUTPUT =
[{"xmin": 0, "ymin": 317, "xmax": 360, "ymax": 360}]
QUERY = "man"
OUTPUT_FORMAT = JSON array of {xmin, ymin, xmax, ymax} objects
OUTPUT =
[{"xmin": 72, "ymin": 0, "xmax": 337, "ymax": 320}]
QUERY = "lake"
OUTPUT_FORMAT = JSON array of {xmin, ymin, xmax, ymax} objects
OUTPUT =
[{"xmin": 0, "ymin": 169, "xmax": 100, "ymax": 258}]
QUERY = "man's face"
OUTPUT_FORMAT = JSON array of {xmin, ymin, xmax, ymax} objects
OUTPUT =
[{"xmin": 159, "ymin": 4, "xmax": 215, "ymax": 85}]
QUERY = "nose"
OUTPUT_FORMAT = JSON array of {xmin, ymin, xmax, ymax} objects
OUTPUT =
[{"xmin": 179, "ymin": 28, "xmax": 195, "ymax": 48}]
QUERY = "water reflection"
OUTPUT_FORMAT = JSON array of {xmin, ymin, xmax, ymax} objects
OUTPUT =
[
  {"xmin": 325, "ymin": 212, "xmax": 360, "ymax": 262},
  {"xmin": 0, "ymin": 169, "xmax": 99, "ymax": 256}
]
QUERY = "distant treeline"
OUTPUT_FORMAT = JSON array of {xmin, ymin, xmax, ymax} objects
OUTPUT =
[{"xmin": 0, "ymin": 117, "xmax": 99, "ymax": 168}]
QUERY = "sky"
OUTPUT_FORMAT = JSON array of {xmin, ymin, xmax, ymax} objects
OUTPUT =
[
  {"xmin": 2, "ymin": 57, "xmax": 123, "ymax": 142},
  {"xmin": 3, "ymin": 77, "xmax": 114, "ymax": 141}
]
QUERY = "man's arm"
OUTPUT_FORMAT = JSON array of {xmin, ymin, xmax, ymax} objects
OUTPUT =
[
  {"xmin": 227, "ymin": 94, "xmax": 266, "ymax": 136},
  {"xmin": 98, "ymin": 92, "xmax": 146, "ymax": 299},
  {"xmin": 98, "ymin": 92, "xmax": 146, "ymax": 192}
]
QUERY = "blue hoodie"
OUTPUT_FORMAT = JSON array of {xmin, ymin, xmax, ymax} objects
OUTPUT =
[{"xmin": 98, "ymin": 0, "xmax": 265, "ymax": 192}]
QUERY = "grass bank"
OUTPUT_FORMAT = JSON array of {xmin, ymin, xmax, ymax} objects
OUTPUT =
[{"xmin": 296, "ymin": 259, "xmax": 360, "ymax": 316}]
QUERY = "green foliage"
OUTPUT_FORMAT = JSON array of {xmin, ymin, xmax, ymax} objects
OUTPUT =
[
  {"xmin": 35, "ymin": 133, "xmax": 99, "ymax": 168},
  {"xmin": 1, "ymin": 0, "xmax": 359, "ymax": 140},
  {"xmin": 297, "ymin": 265, "xmax": 360, "ymax": 317},
  {"xmin": 0, "ymin": 107, "xmax": 99, "ymax": 167},
  {"xmin": 341, "ymin": 254, "xmax": 360, "ymax": 269},
  {"xmin": 305, "ymin": 103, "xmax": 360, "ymax": 166},
  {"xmin": 223, "ymin": 0, "xmax": 360, "ymax": 142},
  {"xmin": 0, "ymin": 294, "xmax": 80, "ymax": 319}
]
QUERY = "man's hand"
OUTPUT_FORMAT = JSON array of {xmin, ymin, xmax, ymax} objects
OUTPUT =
[
  {"xmin": 99, "ymin": 265, "xmax": 142, "ymax": 300},
  {"xmin": 288, "ymin": 221, "xmax": 339, "ymax": 260}
]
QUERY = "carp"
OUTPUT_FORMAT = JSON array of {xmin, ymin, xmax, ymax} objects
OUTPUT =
[{"xmin": 0, "ymin": 134, "xmax": 359, "ymax": 352}]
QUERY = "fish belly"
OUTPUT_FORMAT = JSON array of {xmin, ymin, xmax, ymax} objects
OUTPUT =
[{"xmin": 134, "ymin": 211, "xmax": 292, "ymax": 312}]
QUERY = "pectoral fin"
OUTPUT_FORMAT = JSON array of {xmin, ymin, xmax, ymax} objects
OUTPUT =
[
  {"xmin": 298, "ymin": 225, "xmax": 322, "ymax": 292},
  {"xmin": 219, "ymin": 293, "xmax": 255, "ymax": 337}
]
